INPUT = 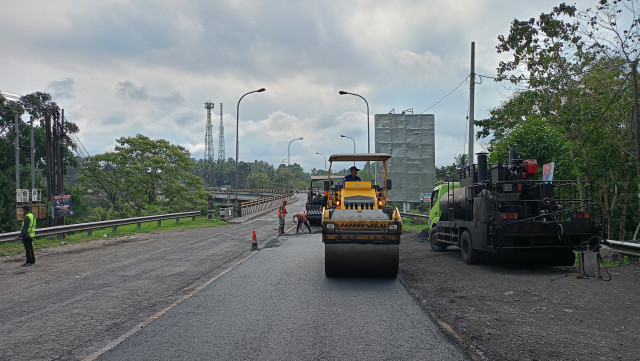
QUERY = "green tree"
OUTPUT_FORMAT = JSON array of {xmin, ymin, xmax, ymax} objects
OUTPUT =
[
  {"xmin": 80, "ymin": 134, "xmax": 207, "ymax": 217},
  {"xmin": 488, "ymin": 117, "xmax": 574, "ymax": 180},
  {"xmin": 486, "ymin": 2, "xmax": 639, "ymax": 239},
  {"xmin": 0, "ymin": 92, "xmax": 78, "ymax": 232}
]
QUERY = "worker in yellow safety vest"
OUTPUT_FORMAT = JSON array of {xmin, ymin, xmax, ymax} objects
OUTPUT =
[
  {"xmin": 16, "ymin": 204, "xmax": 36, "ymax": 266},
  {"xmin": 277, "ymin": 200, "xmax": 288, "ymax": 233}
]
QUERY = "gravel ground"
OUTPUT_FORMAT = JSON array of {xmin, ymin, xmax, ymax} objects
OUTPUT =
[{"xmin": 398, "ymin": 229, "xmax": 640, "ymax": 361}]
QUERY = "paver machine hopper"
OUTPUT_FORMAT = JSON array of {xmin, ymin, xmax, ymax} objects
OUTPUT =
[{"xmin": 321, "ymin": 153, "xmax": 402, "ymax": 277}]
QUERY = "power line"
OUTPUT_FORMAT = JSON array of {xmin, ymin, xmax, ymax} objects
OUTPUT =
[
  {"xmin": 419, "ymin": 76, "xmax": 469, "ymax": 114},
  {"xmin": 477, "ymin": 59, "xmax": 632, "ymax": 83}
]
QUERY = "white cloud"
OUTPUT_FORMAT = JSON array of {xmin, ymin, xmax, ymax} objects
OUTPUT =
[{"xmin": 1, "ymin": 0, "xmax": 583, "ymax": 174}]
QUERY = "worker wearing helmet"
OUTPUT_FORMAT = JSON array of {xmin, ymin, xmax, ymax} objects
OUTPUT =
[
  {"xmin": 277, "ymin": 199, "xmax": 288, "ymax": 233},
  {"xmin": 293, "ymin": 211, "xmax": 312, "ymax": 234}
]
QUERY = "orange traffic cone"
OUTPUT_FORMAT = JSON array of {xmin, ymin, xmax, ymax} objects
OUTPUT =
[{"xmin": 251, "ymin": 230, "xmax": 258, "ymax": 250}]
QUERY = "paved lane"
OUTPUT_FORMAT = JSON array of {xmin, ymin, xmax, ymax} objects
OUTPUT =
[{"xmin": 99, "ymin": 233, "xmax": 467, "ymax": 360}]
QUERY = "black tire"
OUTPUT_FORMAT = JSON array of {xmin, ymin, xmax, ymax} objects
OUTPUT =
[
  {"xmin": 460, "ymin": 231, "xmax": 482, "ymax": 264},
  {"xmin": 429, "ymin": 228, "xmax": 448, "ymax": 252}
]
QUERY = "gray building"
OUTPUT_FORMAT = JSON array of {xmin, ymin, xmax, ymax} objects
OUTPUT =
[{"xmin": 375, "ymin": 114, "xmax": 435, "ymax": 208}]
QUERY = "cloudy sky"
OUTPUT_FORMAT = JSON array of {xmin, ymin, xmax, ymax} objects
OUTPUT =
[{"xmin": 1, "ymin": 0, "xmax": 588, "ymax": 172}]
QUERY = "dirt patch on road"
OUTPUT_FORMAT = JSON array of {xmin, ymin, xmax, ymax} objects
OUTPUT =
[{"xmin": 398, "ymin": 229, "xmax": 640, "ymax": 361}]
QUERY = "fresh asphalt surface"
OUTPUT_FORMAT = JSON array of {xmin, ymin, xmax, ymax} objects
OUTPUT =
[{"xmin": 98, "ymin": 233, "xmax": 466, "ymax": 360}]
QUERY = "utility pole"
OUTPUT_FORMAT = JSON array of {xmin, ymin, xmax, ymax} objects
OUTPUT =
[
  {"xmin": 45, "ymin": 111, "xmax": 54, "ymax": 227},
  {"xmin": 30, "ymin": 116, "xmax": 35, "ymax": 191},
  {"xmin": 15, "ymin": 114, "xmax": 20, "ymax": 191},
  {"xmin": 57, "ymin": 109, "xmax": 65, "ymax": 229},
  {"xmin": 468, "ymin": 41, "xmax": 475, "ymax": 167}
]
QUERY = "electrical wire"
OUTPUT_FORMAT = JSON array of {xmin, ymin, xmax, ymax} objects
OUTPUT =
[
  {"xmin": 419, "ymin": 76, "xmax": 469, "ymax": 114},
  {"xmin": 477, "ymin": 59, "xmax": 632, "ymax": 83}
]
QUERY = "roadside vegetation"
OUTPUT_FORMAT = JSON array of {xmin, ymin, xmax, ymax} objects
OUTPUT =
[{"xmin": 0, "ymin": 216, "xmax": 226, "ymax": 257}]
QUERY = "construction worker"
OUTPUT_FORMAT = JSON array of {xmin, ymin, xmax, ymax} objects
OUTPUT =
[
  {"xmin": 277, "ymin": 199, "xmax": 288, "ymax": 233},
  {"xmin": 16, "ymin": 205, "xmax": 36, "ymax": 266},
  {"xmin": 293, "ymin": 212, "xmax": 312, "ymax": 234}
]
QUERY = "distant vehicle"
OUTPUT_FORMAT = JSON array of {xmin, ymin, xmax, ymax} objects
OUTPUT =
[
  {"xmin": 321, "ymin": 153, "xmax": 402, "ymax": 277},
  {"xmin": 306, "ymin": 175, "xmax": 328, "ymax": 225},
  {"xmin": 427, "ymin": 146, "xmax": 603, "ymax": 265}
]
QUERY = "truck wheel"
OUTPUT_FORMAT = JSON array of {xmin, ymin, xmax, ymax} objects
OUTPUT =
[
  {"xmin": 460, "ymin": 231, "xmax": 482, "ymax": 264},
  {"xmin": 429, "ymin": 229, "xmax": 448, "ymax": 252}
]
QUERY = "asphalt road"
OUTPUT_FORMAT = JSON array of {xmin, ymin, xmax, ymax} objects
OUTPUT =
[
  {"xmin": 0, "ymin": 196, "xmax": 467, "ymax": 360},
  {"xmin": 98, "ymin": 233, "xmax": 465, "ymax": 361}
]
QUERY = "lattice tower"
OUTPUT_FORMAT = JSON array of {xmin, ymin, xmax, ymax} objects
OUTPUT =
[
  {"xmin": 204, "ymin": 101, "xmax": 214, "ymax": 161},
  {"xmin": 218, "ymin": 102, "xmax": 225, "ymax": 161}
]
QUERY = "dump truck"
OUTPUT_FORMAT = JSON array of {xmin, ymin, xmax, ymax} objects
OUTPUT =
[
  {"xmin": 427, "ymin": 147, "xmax": 603, "ymax": 265},
  {"xmin": 321, "ymin": 153, "xmax": 402, "ymax": 277},
  {"xmin": 306, "ymin": 175, "xmax": 329, "ymax": 225}
]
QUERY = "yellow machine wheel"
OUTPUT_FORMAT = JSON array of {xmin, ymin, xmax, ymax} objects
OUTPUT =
[{"xmin": 324, "ymin": 243, "xmax": 399, "ymax": 278}]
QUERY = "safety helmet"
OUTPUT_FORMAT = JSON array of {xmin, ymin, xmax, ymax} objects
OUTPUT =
[{"xmin": 283, "ymin": 200, "xmax": 288, "ymax": 205}]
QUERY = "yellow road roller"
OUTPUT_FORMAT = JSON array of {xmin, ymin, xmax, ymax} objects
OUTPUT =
[{"xmin": 321, "ymin": 153, "xmax": 402, "ymax": 277}]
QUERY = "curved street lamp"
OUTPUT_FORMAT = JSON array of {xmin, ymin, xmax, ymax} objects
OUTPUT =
[
  {"xmin": 316, "ymin": 152, "xmax": 326, "ymax": 172},
  {"xmin": 280, "ymin": 159, "xmax": 287, "ymax": 191},
  {"xmin": 339, "ymin": 90, "xmax": 370, "ymax": 153},
  {"xmin": 340, "ymin": 134, "xmax": 356, "ymax": 166},
  {"xmin": 288, "ymin": 137, "xmax": 303, "ymax": 166},
  {"xmin": 235, "ymin": 87, "xmax": 266, "ymax": 212}
]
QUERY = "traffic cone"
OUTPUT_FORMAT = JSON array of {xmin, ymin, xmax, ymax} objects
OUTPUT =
[{"xmin": 251, "ymin": 230, "xmax": 258, "ymax": 250}]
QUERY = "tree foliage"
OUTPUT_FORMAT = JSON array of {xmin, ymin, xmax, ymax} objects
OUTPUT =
[
  {"xmin": 79, "ymin": 134, "xmax": 207, "ymax": 217},
  {"xmin": 0, "ymin": 92, "xmax": 78, "ymax": 232},
  {"xmin": 482, "ymin": 0, "xmax": 640, "ymax": 240}
]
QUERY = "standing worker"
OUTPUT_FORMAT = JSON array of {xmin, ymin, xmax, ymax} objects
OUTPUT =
[
  {"xmin": 278, "ymin": 199, "xmax": 288, "ymax": 233},
  {"xmin": 293, "ymin": 212, "xmax": 312, "ymax": 234},
  {"xmin": 16, "ymin": 205, "xmax": 36, "ymax": 266}
]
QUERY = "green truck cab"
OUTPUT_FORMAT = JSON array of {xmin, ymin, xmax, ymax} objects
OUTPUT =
[{"xmin": 427, "ymin": 182, "xmax": 459, "ymax": 232}]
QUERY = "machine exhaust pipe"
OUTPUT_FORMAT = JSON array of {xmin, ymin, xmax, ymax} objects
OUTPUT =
[{"xmin": 477, "ymin": 152, "xmax": 488, "ymax": 182}]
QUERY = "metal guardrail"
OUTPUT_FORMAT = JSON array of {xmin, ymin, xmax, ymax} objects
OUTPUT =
[
  {"xmin": 239, "ymin": 192, "xmax": 293, "ymax": 217},
  {"xmin": 399, "ymin": 212, "xmax": 429, "ymax": 220},
  {"xmin": 603, "ymin": 239, "xmax": 640, "ymax": 257},
  {"xmin": 0, "ymin": 211, "xmax": 201, "ymax": 243}
]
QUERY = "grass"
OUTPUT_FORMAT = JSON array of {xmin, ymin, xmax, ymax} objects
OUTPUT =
[
  {"xmin": 0, "ymin": 216, "xmax": 228, "ymax": 258},
  {"xmin": 401, "ymin": 217, "xmax": 429, "ymax": 232}
]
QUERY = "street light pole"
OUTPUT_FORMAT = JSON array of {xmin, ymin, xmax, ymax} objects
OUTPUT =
[
  {"xmin": 340, "ymin": 134, "xmax": 356, "ymax": 167},
  {"xmin": 316, "ymin": 152, "xmax": 326, "ymax": 172},
  {"xmin": 288, "ymin": 137, "xmax": 303, "ymax": 166},
  {"xmin": 340, "ymin": 134, "xmax": 356, "ymax": 153},
  {"xmin": 280, "ymin": 159, "xmax": 287, "ymax": 191},
  {"xmin": 339, "ymin": 90, "xmax": 370, "ymax": 153},
  {"xmin": 235, "ymin": 87, "xmax": 265, "ymax": 214}
]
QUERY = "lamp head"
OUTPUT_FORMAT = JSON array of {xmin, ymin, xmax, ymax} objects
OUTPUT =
[
  {"xmin": 257, "ymin": 88, "xmax": 266, "ymax": 92},
  {"xmin": 339, "ymin": 91, "xmax": 348, "ymax": 95}
]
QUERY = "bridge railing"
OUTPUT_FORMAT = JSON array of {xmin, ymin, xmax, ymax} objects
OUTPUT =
[
  {"xmin": 0, "ymin": 211, "xmax": 200, "ymax": 243},
  {"xmin": 240, "ymin": 192, "xmax": 293, "ymax": 217}
]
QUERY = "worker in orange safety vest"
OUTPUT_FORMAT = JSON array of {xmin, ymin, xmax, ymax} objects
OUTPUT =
[{"xmin": 277, "ymin": 200, "xmax": 288, "ymax": 233}]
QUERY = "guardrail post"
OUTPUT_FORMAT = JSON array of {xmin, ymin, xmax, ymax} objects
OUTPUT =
[
  {"xmin": 137, "ymin": 222, "xmax": 142, "ymax": 229},
  {"xmin": 157, "ymin": 220, "xmax": 162, "ymax": 227},
  {"xmin": 112, "ymin": 226, "xmax": 118, "ymax": 233},
  {"xmin": 88, "ymin": 230, "xmax": 93, "ymax": 237},
  {"xmin": 176, "ymin": 218, "xmax": 180, "ymax": 224}
]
